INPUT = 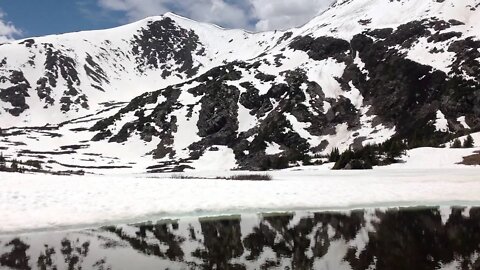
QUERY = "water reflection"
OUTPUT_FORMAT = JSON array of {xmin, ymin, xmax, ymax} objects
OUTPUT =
[{"xmin": 1, "ymin": 207, "xmax": 479, "ymax": 270}]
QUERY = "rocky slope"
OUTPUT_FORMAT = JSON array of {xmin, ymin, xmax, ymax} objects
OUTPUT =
[
  {"xmin": 1, "ymin": 0, "xmax": 480, "ymax": 172},
  {"xmin": 0, "ymin": 13, "xmax": 287, "ymax": 126}
]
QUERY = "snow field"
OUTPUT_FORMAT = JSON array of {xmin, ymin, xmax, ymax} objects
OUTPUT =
[{"xmin": 1, "ymin": 166, "xmax": 480, "ymax": 234}]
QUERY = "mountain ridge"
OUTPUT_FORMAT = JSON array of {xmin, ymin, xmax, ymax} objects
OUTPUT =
[{"xmin": 0, "ymin": 12, "xmax": 289, "ymax": 126}]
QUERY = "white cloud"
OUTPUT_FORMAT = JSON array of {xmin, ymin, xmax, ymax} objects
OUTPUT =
[
  {"xmin": 184, "ymin": 0, "xmax": 251, "ymax": 29},
  {"xmin": 251, "ymin": 0, "xmax": 335, "ymax": 31},
  {"xmin": 98, "ymin": 0, "xmax": 169, "ymax": 21},
  {"xmin": 96, "ymin": 0, "xmax": 334, "ymax": 31},
  {"xmin": 97, "ymin": 0, "xmax": 250, "ymax": 28},
  {"xmin": 0, "ymin": 10, "xmax": 21, "ymax": 42}
]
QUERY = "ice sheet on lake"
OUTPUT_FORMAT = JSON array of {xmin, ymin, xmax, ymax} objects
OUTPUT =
[{"xmin": 1, "ymin": 168, "xmax": 480, "ymax": 234}]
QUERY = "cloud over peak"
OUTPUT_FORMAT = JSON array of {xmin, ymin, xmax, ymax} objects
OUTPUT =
[
  {"xmin": 0, "ymin": 10, "xmax": 21, "ymax": 42},
  {"xmin": 251, "ymin": 0, "xmax": 332, "ymax": 31},
  {"xmin": 96, "ymin": 0, "xmax": 334, "ymax": 31}
]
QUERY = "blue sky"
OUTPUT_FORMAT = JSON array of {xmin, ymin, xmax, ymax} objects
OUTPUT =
[
  {"xmin": 0, "ymin": 0, "xmax": 334, "ymax": 40},
  {"xmin": 1, "ymin": 0, "xmax": 123, "ymax": 37}
]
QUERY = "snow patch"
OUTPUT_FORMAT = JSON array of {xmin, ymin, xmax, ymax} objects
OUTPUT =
[
  {"xmin": 190, "ymin": 146, "xmax": 237, "ymax": 171},
  {"xmin": 434, "ymin": 110, "xmax": 449, "ymax": 132},
  {"xmin": 457, "ymin": 116, "xmax": 470, "ymax": 129},
  {"xmin": 265, "ymin": 142, "xmax": 283, "ymax": 155}
]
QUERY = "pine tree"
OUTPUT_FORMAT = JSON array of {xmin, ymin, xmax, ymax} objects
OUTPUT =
[
  {"xmin": 451, "ymin": 139, "xmax": 462, "ymax": 148},
  {"xmin": 360, "ymin": 144, "xmax": 378, "ymax": 166},
  {"xmin": 463, "ymin": 135, "xmax": 475, "ymax": 148},
  {"xmin": 333, "ymin": 148, "xmax": 354, "ymax": 170},
  {"xmin": 10, "ymin": 159, "xmax": 19, "ymax": 172},
  {"xmin": 328, "ymin": 148, "xmax": 340, "ymax": 162},
  {"xmin": 302, "ymin": 155, "xmax": 313, "ymax": 166},
  {"xmin": 386, "ymin": 141, "xmax": 403, "ymax": 162},
  {"xmin": 0, "ymin": 152, "xmax": 5, "ymax": 171},
  {"xmin": 409, "ymin": 131, "xmax": 420, "ymax": 148}
]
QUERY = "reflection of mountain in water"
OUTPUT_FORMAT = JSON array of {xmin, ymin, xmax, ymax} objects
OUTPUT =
[{"xmin": 1, "ymin": 207, "xmax": 479, "ymax": 270}]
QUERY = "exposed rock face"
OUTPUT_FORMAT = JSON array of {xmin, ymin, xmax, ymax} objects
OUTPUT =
[
  {"xmin": 347, "ymin": 19, "xmax": 480, "ymax": 143},
  {"xmin": 290, "ymin": 36, "xmax": 351, "ymax": 61},
  {"xmin": 0, "ymin": 70, "xmax": 30, "ymax": 116},
  {"xmin": 36, "ymin": 43, "xmax": 87, "ymax": 112},
  {"xmin": 131, "ymin": 18, "xmax": 202, "ymax": 77}
]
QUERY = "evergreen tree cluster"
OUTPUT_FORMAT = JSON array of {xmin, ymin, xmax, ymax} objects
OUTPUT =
[
  {"xmin": 0, "ymin": 157, "xmax": 23, "ymax": 173},
  {"xmin": 451, "ymin": 135, "xmax": 475, "ymax": 149},
  {"xmin": 330, "ymin": 139, "xmax": 407, "ymax": 170},
  {"xmin": 0, "ymin": 152, "xmax": 41, "ymax": 173},
  {"xmin": 0, "ymin": 152, "xmax": 85, "ymax": 175},
  {"xmin": 0, "ymin": 153, "xmax": 5, "ymax": 170},
  {"xmin": 328, "ymin": 148, "xmax": 340, "ymax": 163}
]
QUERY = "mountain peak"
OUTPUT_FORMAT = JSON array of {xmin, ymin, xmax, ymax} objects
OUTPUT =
[
  {"xmin": 162, "ymin": 11, "xmax": 186, "ymax": 20},
  {"xmin": 298, "ymin": 0, "xmax": 479, "ymax": 40},
  {"xmin": 160, "ymin": 11, "xmax": 242, "ymax": 32}
]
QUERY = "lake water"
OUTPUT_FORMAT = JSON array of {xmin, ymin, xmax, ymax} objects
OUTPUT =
[{"xmin": 0, "ymin": 206, "xmax": 479, "ymax": 269}]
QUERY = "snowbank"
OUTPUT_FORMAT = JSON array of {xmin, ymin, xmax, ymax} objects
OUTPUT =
[
  {"xmin": 1, "ymin": 167, "xmax": 480, "ymax": 234},
  {"xmin": 377, "ymin": 147, "xmax": 480, "ymax": 169}
]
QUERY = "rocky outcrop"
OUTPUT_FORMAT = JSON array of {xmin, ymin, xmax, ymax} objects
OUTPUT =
[
  {"xmin": 347, "ymin": 19, "xmax": 480, "ymax": 143},
  {"xmin": 0, "ymin": 70, "xmax": 30, "ymax": 116},
  {"xmin": 131, "ymin": 17, "xmax": 203, "ymax": 77}
]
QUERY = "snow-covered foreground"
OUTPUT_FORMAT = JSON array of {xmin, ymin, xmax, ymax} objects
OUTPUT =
[{"xmin": 1, "ymin": 168, "xmax": 480, "ymax": 235}]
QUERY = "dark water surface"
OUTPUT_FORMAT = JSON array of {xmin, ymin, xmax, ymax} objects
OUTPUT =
[{"xmin": 1, "ymin": 207, "xmax": 479, "ymax": 270}]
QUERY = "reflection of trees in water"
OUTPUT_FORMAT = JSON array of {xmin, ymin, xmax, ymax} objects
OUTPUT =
[
  {"xmin": 37, "ymin": 244, "xmax": 55, "ymax": 270},
  {"xmin": 1, "ymin": 207, "xmax": 480, "ymax": 269},
  {"xmin": 192, "ymin": 218, "xmax": 245, "ymax": 270},
  {"xmin": 104, "ymin": 222, "xmax": 186, "ymax": 261},
  {"xmin": 58, "ymin": 238, "xmax": 90, "ymax": 270},
  {"xmin": 243, "ymin": 211, "xmax": 366, "ymax": 269},
  {"xmin": 0, "ymin": 238, "xmax": 31, "ymax": 269},
  {"xmin": 347, "ymin": 207, "xmax": 480, "ymax": 270},
  {"xmin": 90, "ymin": 208, "xmax": 480, "ymax": 269}
]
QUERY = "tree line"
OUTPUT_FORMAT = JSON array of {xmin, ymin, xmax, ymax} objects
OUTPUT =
[{"xmin": 328, "ymin": 134, "xmax": 476, "ymax": 170}]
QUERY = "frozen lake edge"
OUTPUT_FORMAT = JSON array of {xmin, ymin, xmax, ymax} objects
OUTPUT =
[{"xmin": 1, "ymin": 167, "xmax": 480, "ymax": 234}]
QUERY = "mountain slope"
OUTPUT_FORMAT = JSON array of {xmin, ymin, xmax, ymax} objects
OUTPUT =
[
  {"xmin": 1, "ymin": 0, "xmax": 480, "ymax": 173},
  {"xmin": 0, "ymin": 13, "xmax": 287, "ymax": 127}
]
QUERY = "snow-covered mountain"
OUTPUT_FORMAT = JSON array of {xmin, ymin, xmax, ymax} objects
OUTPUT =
[
  {"xmin": 1, "ymin": 0, "xmax": 480, "ymax": 173},
  {"xmin": 0, "ymin": 13, "xmax": 288, "ymax": 126}
]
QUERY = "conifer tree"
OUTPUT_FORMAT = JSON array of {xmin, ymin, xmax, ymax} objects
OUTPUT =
[
  {"xmin": 333, "ymin": 148, "xmax": 354, "ymax": 170},
  {"xmin": 451, "ymin": 139, "xmax": 462, "ymax": 148},
  {"xmin": 0, "ymin": 152, "xmax": 5, "ymax": 170},
  {"xmin": 328, "ymin": 148, "xmax": 340, "ymax": 162},
  {"xmin": 463, "ymin": 135, "xmax": 475, "ymax": 148},
  {"xmin": 10, "ymin": 159, "xmax": 18, "ymax": 172}
]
